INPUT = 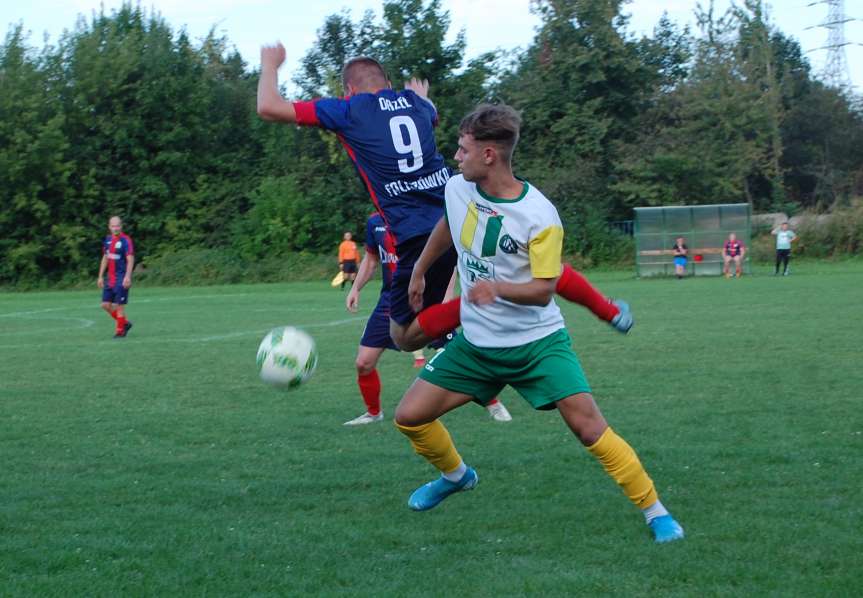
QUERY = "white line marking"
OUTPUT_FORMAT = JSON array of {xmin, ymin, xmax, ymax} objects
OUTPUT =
[
  {"xmin": 0, "ymin": 307, "xmax": 72, "ymax": 318},
  {"xmin": 0, "ymin": 293, "xmax": 256, "ymax": 318},
  {"xmin": 0, "ymin": 292, "xmax": 334, "ymax": 319},
  {"xmin": 186, "ymin": 317, "xmax": 368, "ymax": 343},
  {"xmin": 0, "ymin": 315, "xmax": 95, "ymax": 337},
  {"xmin": 0, "ymin": 315, "xmax": 367, "ymax": 350}
]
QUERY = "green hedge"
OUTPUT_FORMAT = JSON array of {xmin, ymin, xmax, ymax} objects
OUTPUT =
[
  {"xmin": 750, "ymin": 201, "xmax": 863, "ymax": 262},
  {"xmin": 136, "ymin": 248, "xmax": 336, "ymax": 287}
]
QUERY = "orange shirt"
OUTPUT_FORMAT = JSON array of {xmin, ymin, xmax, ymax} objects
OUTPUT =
[{"xmin": 338, "ymin": 240, "xmax": 359, "ymax": 262}]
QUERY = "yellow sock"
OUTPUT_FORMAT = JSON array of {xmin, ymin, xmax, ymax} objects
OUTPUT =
[
  {"xmin": 587, "ymin": 427, "xmax": 658, "ymax": 509},
  {"xmin": 396, "ymin": 419, "xmax": 462, "ymax": 474}
]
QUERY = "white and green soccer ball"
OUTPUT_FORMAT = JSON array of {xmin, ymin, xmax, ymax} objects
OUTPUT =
[{"xmin": 256, "ymin": 326, "xmax": 318, "ymax": 389}]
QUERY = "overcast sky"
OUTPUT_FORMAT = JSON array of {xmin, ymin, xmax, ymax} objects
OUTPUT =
[{"xmin": 3, "ymin": 0, "xmax": 862, "ymax": 92}]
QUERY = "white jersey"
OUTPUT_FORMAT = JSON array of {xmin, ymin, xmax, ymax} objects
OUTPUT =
[
  {"xmin": 775, "ymin": 230, "xmax": 795, "ymax": 250},
  {"xmin": 445, "ymin": 175, "xmax": 565, "ymax": 348}
]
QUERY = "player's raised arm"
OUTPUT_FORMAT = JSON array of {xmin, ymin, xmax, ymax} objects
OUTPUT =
[
  {"xmin": 257, "ymin": 43, "xmax": 297, "ymax": 123},
  {"xmin": 405, "ymin": 77, "xmax": 430, "ymax": 99}
]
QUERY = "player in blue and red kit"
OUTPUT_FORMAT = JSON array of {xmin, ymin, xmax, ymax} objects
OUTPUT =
[
  {"xmin": 344, "ymin": 213, "xmax": 512, "ymax": 425},
  {"xmin": 256, "ymin": 43, "xmax": 632, "ymax": 349},
  {"xmin": 97, "ymin": 216, "xmax": 134, "ymax": 338},
  {"xmin": 722, "ymin": 233, "xmax": 746, "ymax": 278},
  {"xmin": 258, "ymin": 46, "xmax": 455, "ymax": 351}
]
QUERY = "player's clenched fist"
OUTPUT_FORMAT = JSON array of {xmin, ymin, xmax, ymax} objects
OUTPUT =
[{"xmin": 260, "ymin": 42, "xmax": 286, "ymax": 69}]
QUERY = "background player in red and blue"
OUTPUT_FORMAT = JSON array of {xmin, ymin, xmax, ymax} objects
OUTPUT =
[
  {"xmin": 97, "ymin": 215, "xmax": 134, "ymax": 338},
  {"xmin": 344, "ymin": 213, "xmax": 512, "ymax": 425},
  {"xmin": 258, "ymin": 44, "xmax": 457, "ymax": 352},
  {"xmin": 257, "ymin": 42, "xmax": 633, "ymax": 348},
  {"xmin": 723, "ymin": 232, "xmax": 746, "ymax": 278}
]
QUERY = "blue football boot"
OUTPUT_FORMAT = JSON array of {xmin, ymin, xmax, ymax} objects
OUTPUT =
[
  {"xmin": 649, "ymin": 514, "xmax": 685, "ymax": 543},
  {"xmin": 609, "ymin": 300, "xmax": 633, "ymax": 334},
  {"xmin": 408, "ymin": 467, "xmax": 478, "ymax": 511}
]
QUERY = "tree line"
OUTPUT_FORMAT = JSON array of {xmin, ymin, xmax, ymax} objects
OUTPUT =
[{"xmin": 1, "ymin": 0, "xmax": 861, "ymax": 285}]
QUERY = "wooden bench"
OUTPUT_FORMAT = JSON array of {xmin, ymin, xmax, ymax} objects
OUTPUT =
[{"xmin": 638, "ymin": 248, "xmax": 725, "ymax": 257}]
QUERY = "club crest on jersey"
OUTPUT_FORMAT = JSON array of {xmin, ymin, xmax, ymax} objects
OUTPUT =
[
  {"xmin": 115, "ymin": 241, "xmax": 123, "ymax": 249},
  {"xmin": 498, "ymin": 234, "xmax": 517, "ymax": 254},
  {"xmin": 379, "ymin": 96, "xmax": 412, "ymax": 112},
  {"xmin": 462, "ymin": 253, "xmax": 494, "ymax": 282}
]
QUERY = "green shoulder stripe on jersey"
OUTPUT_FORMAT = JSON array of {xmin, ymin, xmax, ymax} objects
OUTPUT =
[{"xmin": 477, "ymin": 181, "xmax": 529, "ymax": 203}]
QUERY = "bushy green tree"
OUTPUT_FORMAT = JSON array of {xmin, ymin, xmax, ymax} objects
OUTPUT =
[
  {"xmin": 0, "ymin": 26, "xmax": 74, "ymax": 283},
  {"xmin": 2, "ymin": 0, "xmax": 862, "ymax": 286}
]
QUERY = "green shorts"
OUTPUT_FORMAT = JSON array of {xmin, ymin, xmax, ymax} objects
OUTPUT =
[{"xmin": 418, "ymin": 328, "xmax": 591, "ymax": 410}]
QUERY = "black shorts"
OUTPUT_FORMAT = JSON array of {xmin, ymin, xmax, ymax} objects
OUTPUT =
[
  {"xmin": 341, "ymin": 260, "xmax": 358, "ymax": 274},
  {"xmin": 101, "ymin": 284, "xmax": 129, "ymax": 305},
  {"xmin": 359, "ymin": 293, "xmax": 399, "ymax": 350},
  {"xmin": 389, "ymin": 235, "xmax": 457, "ymax": 326}
]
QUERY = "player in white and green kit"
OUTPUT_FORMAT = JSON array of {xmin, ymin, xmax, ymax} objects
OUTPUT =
[{"xmin": 393, "ymin": 104, "xmax": 684, "ymax": 543}]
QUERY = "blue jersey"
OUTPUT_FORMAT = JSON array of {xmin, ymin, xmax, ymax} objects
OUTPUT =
[
  {"xmin": 102, "ymin": 233, "xmax": 134, "ymax": 286},
  {"xmin": 365, "ymin": 213, "xmax": 398, "ymax": 293},
  {"xmin": 294, "ymin": 89, "xmax": 450, "ymax": 246}
]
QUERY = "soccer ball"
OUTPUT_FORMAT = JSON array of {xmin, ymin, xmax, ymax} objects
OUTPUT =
[{"xmin": 256, "ymin": 326, "xmax": 318, "ymax": 389}]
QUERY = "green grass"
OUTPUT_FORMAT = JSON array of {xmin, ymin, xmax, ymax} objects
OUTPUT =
[{"xmin": 1, "ymin": 261, "xmax": 861, "ymax": 596}]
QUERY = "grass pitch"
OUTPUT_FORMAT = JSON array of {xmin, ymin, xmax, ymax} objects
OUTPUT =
[{"xmin": 1, "ymin": 261, "xmax": 861, "ymax": 596}]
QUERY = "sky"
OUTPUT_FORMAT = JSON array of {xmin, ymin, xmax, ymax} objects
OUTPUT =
[{"xmin": 2, "ymin": 0, "xmax": 862, "ymax": 92}]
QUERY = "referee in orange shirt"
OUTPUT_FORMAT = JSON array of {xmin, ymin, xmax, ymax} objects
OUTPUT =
[{"xmin": 338, "ymin": 231, "xmax": 359, "ymax": 290}]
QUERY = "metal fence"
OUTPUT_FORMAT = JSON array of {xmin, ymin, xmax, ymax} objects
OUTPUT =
[
  {"xmin": 610, "ymin": 220, "xmax": 635, "ymax": 236},
  {"xmin": 634, "ymin": 204, "xmax": 752, "ymax": 277}
]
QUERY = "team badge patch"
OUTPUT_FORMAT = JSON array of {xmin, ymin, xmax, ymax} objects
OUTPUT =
[
  {"xmin": 498, "ymin": 234, "xmax": 517, "ymax": 254},
  {"xmin": 462, "ymin": 253, "xmax": 494, "ymax": 282}
]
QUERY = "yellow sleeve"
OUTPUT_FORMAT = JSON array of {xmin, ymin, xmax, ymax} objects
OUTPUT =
[{"xmin": 529, "ymin": 225, "xmax": 563, "ymax": 278}]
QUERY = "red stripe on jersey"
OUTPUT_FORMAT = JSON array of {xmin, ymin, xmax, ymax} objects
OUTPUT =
[
  {"xmin": 383, "ymin": 230, "xmax": 398, "ymax": 275},
  {"xmin": 121, "ymin": 233, "xmax": 134, "ymax": 256},
  {"xmin": 337, "ymin": 134, "xmax": 399, "ymax": 246},
  {"xmin": 292, "ymin": 101, "xmax": 320, "ymax": 126},
  {"xmin": 107, "ymin": 235, "xmax": 118, "ymax": 287}
]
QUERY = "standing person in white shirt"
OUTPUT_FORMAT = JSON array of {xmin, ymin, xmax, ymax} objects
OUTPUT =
[{"xmin": 772, "ymin": 222, "xmax": 797, "ymax": 276}]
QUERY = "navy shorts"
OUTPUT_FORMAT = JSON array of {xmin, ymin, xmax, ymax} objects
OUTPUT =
[
  {"xmin": 389, "ymin": 235, "xmax": 457, "ymax": 326},
  {"xmin": 360, "ymin": 294, "xmax": 399, "ymax": 350},
  {"xmin": 102, "ymin": 284, "xmax": 129, "ymax": 305},
  {"xmin": 341, "ymin": 260, "xmax": 358, "ymax": 274}
]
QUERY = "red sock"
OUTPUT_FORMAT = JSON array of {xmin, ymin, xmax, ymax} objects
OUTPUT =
[
  {"xmin": 116, "ymin": 314, "xmax": 127, "ymax": 331},
  {"xmin": 357, "ymin": 370, "xmax": 382, "ymax": 416},
  {"xmin": 487, "ymin": 398, "xmax": 499, "ymax": 406},
  {"xmin": 416, "ymin": 298, "xmax": 461, "ymax": 338},
  {"xmin": 555, "ymin": 264, "xmax": 619, "ymax": 322},
  {"xmin": 109, "ymin": 309, "xmax": 119, "ymax": 321}
]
